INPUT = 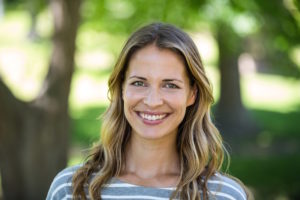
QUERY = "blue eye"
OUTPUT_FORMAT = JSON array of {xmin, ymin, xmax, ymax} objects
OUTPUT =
[
  {"xmin": 132, "ymin": 81, "xmax": 145, "ymax": 87},
  {"xmin": 165, "ymin": 83, "xmax": 179, "ymax": 89}
]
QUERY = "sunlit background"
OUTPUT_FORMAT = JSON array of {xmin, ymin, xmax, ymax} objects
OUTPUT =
[{"xmin": 0, "ymin": 0, "xmax": 300, "ymax": 199}]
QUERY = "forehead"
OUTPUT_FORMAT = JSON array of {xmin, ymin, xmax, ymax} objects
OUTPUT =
[{"xmin": 126, "ymin": 45, "xmax": 188, "ymax": 78}]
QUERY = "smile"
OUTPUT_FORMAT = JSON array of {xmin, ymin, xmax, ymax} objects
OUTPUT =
[{"xmin": 138, "ymin": 112, "xmax": 168, "ymax": 121}]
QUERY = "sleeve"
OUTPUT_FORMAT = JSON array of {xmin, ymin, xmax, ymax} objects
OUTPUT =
[
  {"xmin": 46, "ymin": 165, "xmax": 81, "ymax": 200},
  {"xmin": 208, "ymin": 173, "xmax": 248, "ymax": 200}
]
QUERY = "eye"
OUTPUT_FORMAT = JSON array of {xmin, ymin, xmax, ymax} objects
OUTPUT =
[
  {"xmin": 131, "ymin": 81, "xmax": 145, "ymax": 87},
  {"xmin": 164, "ymin": 83, "xmax": 179, "ymax": 89}
]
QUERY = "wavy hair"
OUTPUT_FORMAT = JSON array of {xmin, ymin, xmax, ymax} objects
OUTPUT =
[{"xmin": 72, "ymin": 22, "xmax": 227, "ymax": 200}]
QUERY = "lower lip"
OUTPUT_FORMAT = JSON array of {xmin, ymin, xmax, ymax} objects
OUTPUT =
[{"xmin": 136, "ymin": 112, "xmax": 169, "ymax": 125}]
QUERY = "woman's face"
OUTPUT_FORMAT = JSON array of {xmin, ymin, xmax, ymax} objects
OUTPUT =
[{"xmin": 122, "ymin": 44, "xmax": 196, "ymax": 141}]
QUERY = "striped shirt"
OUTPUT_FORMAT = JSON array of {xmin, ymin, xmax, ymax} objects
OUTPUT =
[{"xmin": 46, "ymin": 165, "xmax": 247, "ymax": 200}]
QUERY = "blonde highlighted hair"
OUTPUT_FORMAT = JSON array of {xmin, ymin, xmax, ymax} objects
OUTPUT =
[{"xmin": 72, "ymin": 22, "xmax": 228, "ymax": 199}]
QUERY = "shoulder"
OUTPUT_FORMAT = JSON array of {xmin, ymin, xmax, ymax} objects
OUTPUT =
[
  {"xmin": 46, "ymin": 164, "xmax": 82, "ymax": 200},
  {"xmin": 206, "ymin": 172, "xmax": 247, "ymax": 200}
]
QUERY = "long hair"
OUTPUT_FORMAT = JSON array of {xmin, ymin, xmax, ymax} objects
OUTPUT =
[{"xmin": 72, "ymin": 22, "xmax": 226, "ymax": 200}]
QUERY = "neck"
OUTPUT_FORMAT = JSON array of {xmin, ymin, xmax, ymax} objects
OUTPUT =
[{"xmin": 122, "ymin": 133, "xmax": 180, "ymax": 179}]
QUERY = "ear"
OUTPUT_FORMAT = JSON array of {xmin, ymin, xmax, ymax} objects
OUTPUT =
[{"xmin": 187, "ymin": 85, "xmax": 197, "ymax": 106}]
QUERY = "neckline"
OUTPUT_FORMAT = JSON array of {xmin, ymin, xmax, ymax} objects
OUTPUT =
[{"xmin": 111, "ymin": 177, "xmax": 177, "ymax": 190}]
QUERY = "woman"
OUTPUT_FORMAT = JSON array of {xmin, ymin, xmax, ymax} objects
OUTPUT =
[{"xmin": 47, "ymin": 22, "xmax": 249, "ymax": 200}]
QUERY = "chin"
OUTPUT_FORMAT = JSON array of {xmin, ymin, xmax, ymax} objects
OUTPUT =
[{"xmin": 133, "ymin": 128, "xmax": 177, "ymax": 141}]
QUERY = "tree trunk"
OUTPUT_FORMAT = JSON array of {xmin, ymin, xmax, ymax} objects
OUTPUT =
[
  {"xmin": 215, "ymin": 22, "xmax": 257, "ymax": 140},
  {"xmin": 0, "ymin": 0, "xmax": 81, "ymax": 199}
]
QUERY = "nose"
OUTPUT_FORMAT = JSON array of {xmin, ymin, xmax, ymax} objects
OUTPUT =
[{"xmin": 143, "ymin": 87, "xmax": 163, "ymax": 107}]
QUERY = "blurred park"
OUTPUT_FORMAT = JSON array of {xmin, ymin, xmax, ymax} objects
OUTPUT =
[{"xmin": 0, "ymin": 0, "xmax": 300, "ymax": 199}]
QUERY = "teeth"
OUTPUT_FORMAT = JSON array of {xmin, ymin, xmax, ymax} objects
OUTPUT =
[{"xmin": 140, "ymin": 113, "xmax": 167, "ymax": 121}]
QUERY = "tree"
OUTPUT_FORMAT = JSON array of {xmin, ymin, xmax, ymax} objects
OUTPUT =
[
  {"xmin": 0, "ymin": 0, "xmax": 81, "ymax": 199},
  {"xmin": 191, "ymin": 0, "xmax": 259, "ymax": 139},
  {"xmin": 215, "ymin": 21, "xmax": 256, "ymax": 138},
  {"xmin": 202, "ymin": 0, "xmax": 300, "ymax": 138}
]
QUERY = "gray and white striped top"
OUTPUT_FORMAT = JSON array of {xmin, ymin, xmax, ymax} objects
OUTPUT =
[{"xmin": 46, "ymin": 165, "xmax": 247, "ymax": 200}]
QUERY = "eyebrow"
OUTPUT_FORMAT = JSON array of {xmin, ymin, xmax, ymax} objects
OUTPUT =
[
  {"xmin": 129, "ymin": 76, "xmax": 183, "ymax": 83},
  {"xmin": 163, "ymin": 79, "xmax": 183, "ymax": 83},
  {"xmin": 129, "ymin": 76, "xmax": 147, "ymax": 80}
]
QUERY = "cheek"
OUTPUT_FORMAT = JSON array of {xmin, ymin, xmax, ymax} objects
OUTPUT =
[
  {"xmin": 165, "ymin": 92, "xmax": 190, "ymax": 107},
  {"xmin": 123, "ymin": 88, "xmax": 144, "ymax": 106},
  {"xmin": 165, "ymin": 99, "xmax": 189, "ymax": 120}
]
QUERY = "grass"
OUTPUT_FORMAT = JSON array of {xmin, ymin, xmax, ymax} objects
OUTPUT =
[
  {"xmin": 223, "ymin": 107, "xmax": 300, "ymax": 199},
  {"xmin": 230, "ymin": 155, "xmax": 300, "ymax": 200}
]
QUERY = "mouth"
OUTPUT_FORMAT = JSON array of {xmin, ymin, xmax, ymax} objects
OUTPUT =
[{"xmin": 136, "ymin": 111, "xmax": 169, "ymax": 124}]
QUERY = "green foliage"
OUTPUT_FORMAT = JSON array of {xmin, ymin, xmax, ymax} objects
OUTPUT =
[
  {"xmin": 225, "ymin": 108, "xmax": 300, "ymax": 199},
  {"xmin": 231, "ymin": 155, "xmax": 300, "ymax": 199},
  {"xmin": 81, "ymin": 0, "xmax": 206, "ymax": 34},
  {"xmin": 71, "ymin": 106, "xmax": 107, "ymax": 145},
  {"xmin": 201, "ymin": 0, "xmax": 300, "ymax": 77},
  {"xmin": 251, "ymin": 109, "xmax": 300, "ymax": 139}
]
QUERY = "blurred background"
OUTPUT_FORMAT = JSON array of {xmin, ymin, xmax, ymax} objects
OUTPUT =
[{"xmin": 0, "ymin": 0, "xmax": 299, "ymax": 199}]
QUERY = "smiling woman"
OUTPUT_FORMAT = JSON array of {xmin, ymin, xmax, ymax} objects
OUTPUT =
[
  {"xmin": 122, "ymin": 45, "xmax": 197, "ymax": 140},
  {"xmin": 46, "ymin": 22, "xmax": 250, "ymax": 200}
]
